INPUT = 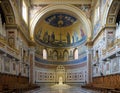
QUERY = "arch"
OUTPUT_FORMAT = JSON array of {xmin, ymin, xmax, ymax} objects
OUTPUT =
[
  {"xmin": 105, "ymin": 0, "xmax": 120, "ymax": 25},
  {"xmin": 0, "ymin": 0, "xmax": 16, "ymax": 24},
  {"xmin": 63, "ymin": 50, "xmax": 69, "ymax": 61},
  {"xmin": 43, "ymin": 49, "xmax": 47, "ymax": 59},
  {"xmin": 101, "ymin": 0, "xmax": 113, "ymax": 26},
  {"xmin": 73, "ymin": 48, "xmax": 78, "ymax": 59},
  {"xmin": 30, "ymin": 4, "xmax": 92, "ymax": 41},
  {"xmin": 52, "ymin": 50, "xmax": 58, "ymax": 60}
]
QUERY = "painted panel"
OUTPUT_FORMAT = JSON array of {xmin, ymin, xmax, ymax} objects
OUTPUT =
[
  {"xmin": 36, "ymin": 71, "xmax": 55, "ymax": 82},
  {"xmin": 66, "ymin": 71, "xmax": 85, "ymax": 82}
]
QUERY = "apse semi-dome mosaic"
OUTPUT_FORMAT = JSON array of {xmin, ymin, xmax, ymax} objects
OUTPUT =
[{"xmin": 35, "ymin": 13, "xmax": 86, "ymax": 47}]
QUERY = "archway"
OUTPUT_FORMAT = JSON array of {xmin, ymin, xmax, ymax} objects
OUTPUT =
[{"xmin": 30, "ymin": 4, "xmax": 92, "ymax": 41}]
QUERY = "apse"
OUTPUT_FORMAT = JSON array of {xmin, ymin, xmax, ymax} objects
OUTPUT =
[{"xmin": 34, "ymin": 12, "xmax": 86, "ymax": 48}]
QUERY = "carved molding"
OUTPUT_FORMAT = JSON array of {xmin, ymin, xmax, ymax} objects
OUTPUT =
[
  {"xmin": 1, "ymin": 0, "xmax": 15, "ymax": 24},
  {"xmin": 31, "ymin": 0, "xmax": 92, "ymax": 5}
]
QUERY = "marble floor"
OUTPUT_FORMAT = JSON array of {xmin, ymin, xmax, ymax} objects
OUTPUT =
[{"xmin": 25, "ymin": 84, "xmax": 99, "ymax": 93}]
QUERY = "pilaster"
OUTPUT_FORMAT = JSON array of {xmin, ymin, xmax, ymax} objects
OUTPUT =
[
  {"xmin": 85, "ymin": 38, "xmax": 93, "ymax": 84},
  {"xmin": 29, "ymin": 46, "xmax": 35, "ymax": 84}
]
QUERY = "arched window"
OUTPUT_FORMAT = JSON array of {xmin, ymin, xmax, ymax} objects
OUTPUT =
[
  {"xmin": 22, "ymin": 0, "xmax": 28, "ymax": 24},
  {"xmin": 64, "ymin": 50, "xmax": 69, "ymax": 61},
  {"xmin": 74, "ymin": 48, "xmax": 78, "ymax": 59},
  {"xmin": 43, "ymin": 49, "xmax": 47, "ymax": 59},
  {"xmin": 53, "ymin": 50, "xmax": 58, "ymax": 60}
]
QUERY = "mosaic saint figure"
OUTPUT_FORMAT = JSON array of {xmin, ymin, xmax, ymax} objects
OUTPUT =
[
  {"xmin": 51, "ymin": 32, "xmax": 55, "ymax": 43},
  {"xmin": 66, "ymin": 32, "xmax": 70, "ymax": 44},
  {"xmin": 43, "ymin": 31, "xmax": 48, "ymax": 43},
  {"xmin": 37, "ymin": 28, "xmax": 42, "ymax": 39}
]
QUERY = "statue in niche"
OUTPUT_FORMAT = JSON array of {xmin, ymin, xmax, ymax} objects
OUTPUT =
[
  {"xmin": 66, "ymin": 32, "xmax": 70, "ymax": 44},
  {"xmin": 8, "ymin": 37, "xmax": 14, "ymax": 47},
  {"xmin": 51, "ymin": 32, "xmax": 55, "ymax": 43},
  {"xmin": 43, "ymin": 31, "xmax": 48, "ymax": 43},
  {"xmin": 8, "ymin": 31, "xmax": 15, "ymax": 48}
]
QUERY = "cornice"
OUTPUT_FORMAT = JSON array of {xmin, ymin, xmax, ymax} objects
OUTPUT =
[
  {"xmin": 31, "ymin": 0, "xmax": 92, "ymax": 5},
  {"xmin": 5, "ymin": 24, "xmax": 18, "ymax": 29}
]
